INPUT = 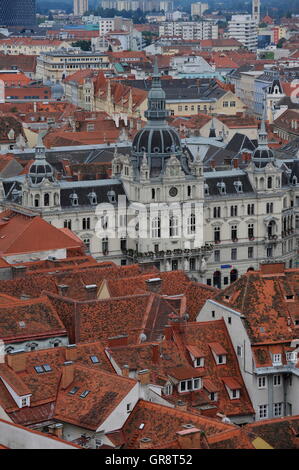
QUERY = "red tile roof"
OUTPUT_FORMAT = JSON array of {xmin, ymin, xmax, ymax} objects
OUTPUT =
[
  {"xmin": 0, "ymin": 210, "xmax": 83, "ymax": 256},
  {"xmin": 54, "ymin": 364, "xmax": 137, "ymax": 431},
  {"xmin": 213, "ymin": 266, "xmax": 299, "ymax": 344}
]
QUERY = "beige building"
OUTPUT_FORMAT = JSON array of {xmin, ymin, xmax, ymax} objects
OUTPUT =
[
  {"xmin": 191, "ymin": 2, "xmax": 209, "ymax": 17},
  {"xmin": 36, "ymin": 51, "xmax": 110, "ymax": 84},
  {"xmin": 0, "ymin": 38, "xmax": 70, "ymax": 56},
  {"xmin": 167, "ymin": 90, "xmax": 246, "ymax": 117}
]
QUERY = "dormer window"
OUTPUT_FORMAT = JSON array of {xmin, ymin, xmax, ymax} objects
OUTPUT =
[
  {"xmin": 88, "ymin": 191, "xmax": 97, "ymax": 205},
  {"xmin": 107, "ymin": 190, "xmax": 116, "ymax": 203},
  {"xmin": 204, "ymin": 183, "xmax": 209, "ymax": 195},
  {"xmin": 234, "ymin": 180, "xmax": 243, "ymax": 193},
  {"xmin": 217, "ymin": 182, "xmax": 226, "ymax": 195},
  {"xmin": 286, "ymin": 351, "xmax": 297, "ymax": 363},
  {"xmin": 69, "ymin": 192, "xmax": 79, "ymax": 206},
  {"xmin": 223, "ymin": 377, "xmax": 241, "ymax": 400},
  {"xmin": 179, "ymin": 378, "xmax": 201, "ymax": 393},
  {"xmin": 272, "ymin": 354, "xmax": 282, "ymax": 366},
  {"xmin": 209, "ymin": 342, "xmax": 227, "ymax": 365}
]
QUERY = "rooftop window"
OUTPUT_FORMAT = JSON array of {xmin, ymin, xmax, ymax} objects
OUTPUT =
[{"xmin": 80, "ymin": 390, "xmax": 90, "ymax": 399}]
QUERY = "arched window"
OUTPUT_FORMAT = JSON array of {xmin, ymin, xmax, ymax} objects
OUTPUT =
[
  {"xmin": 44, "ymin": 193, "xmax": 50, "ymax": 206},
  {"xmin": 152, "ymin": 188, "xmax": 155, "ymax": 200},
  {"xmin": 34, "ymin": 194, "xmax": 40, "ymax": 207},
  {"xmin": 169, "ymin": 216, "xmax": 179, "ymax": 237},
  {"xmin": 268, "ymin": 220, "xmax": 275, "ymax": 238},
  {"xmin": 230, "ymin": 269, "xmax": 238, "ymax": 284},
  {"xmin": 214, "ymin": 226, "xmax": 220, "ymax": 243},
  {"xmin": 151, "ymin": 217, "xmax": 161, "ymax": 238},
  {"xmin": 248, "ymin": 223, "xmax": 254, "ymax": 239},
  {"xmin": 267, "ymin": 177, "xmax": 272, "ymax": 189},
  {"xmin": 102, "ymin": 237, "xmax": 109, "ymax": 254},
  {"xmin": 187, "ymin": 213, "xmax": 196, "ymax": 234},
  {"xmin": 213, "ymin": 271, "xmax": 221, "ymax": 289}
]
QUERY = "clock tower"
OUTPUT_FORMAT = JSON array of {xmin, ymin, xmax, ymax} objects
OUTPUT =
[{"xmin": 112, "ymin": 59, "xmax": 209, "ymax": 276}]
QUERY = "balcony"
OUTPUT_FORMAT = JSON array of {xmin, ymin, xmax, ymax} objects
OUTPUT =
[{"xmin": 122, "ymin": 244, "xmax": 214, "ymax": 263}]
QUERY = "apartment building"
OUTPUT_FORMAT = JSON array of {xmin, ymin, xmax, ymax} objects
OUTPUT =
[
  {"xmin": 228, "ymin": 15, "xmax": 258, "ymax": 51},
  {"xmin": 159, "ymin": 21, "xmax": 218, "ymax": 41}
]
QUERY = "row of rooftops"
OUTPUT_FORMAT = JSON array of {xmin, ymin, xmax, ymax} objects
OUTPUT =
[{"xmin": 0, "ymin": 254, "xmax": 298, "ymax": 447}]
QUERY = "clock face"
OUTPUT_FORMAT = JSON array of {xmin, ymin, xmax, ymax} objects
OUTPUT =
[{"xmin": 169, "ymin": 187, "xmax": 178, "ymax": 197}]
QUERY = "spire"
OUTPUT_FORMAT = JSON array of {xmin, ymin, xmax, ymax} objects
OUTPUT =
[
  {"xmin": 144, "ymin": 55, "xmax": 169, "ymax": 123},
  {"xmin": 35, "ymin": 131, "xmax": 46, "ymax": 160},
  {"xmin": 258, "ymin": 94, "xmax": 268, "ymax": 146}
]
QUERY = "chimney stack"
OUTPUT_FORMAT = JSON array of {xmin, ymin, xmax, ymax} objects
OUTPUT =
[
  {"xmin": 57, "ymin": 284, "xmax": 69, "ymax": 297},
  {"xmin": 84, "ymin": 284, "xmax": 97, "ymax": 300},
  {"xmin": 164, "ymin": 325, "xmax": 172, "ymax": 341},
  {"xmin": 146, "ymin": 278, "xmax": 162, "ymax": 294},
  {"xmin": 65, "ymin": 344, "xmax": 77, "ymax": 362},
  {"xmin": 121, "ymin": 364, "xmax": 130, "ymax": 377},
  {"xmin": 108, "ymin": 334, "xmax": 128, "ymax": 348},
  {"xmin": 176, "ymin": 428, "xmax": 203, "ymax": 449},
  {"xmin": 61, "ymin": 361, "xmax": 74, "ymax": 390},
  {"xmin": 152, "ymin": 344, "xmax": 160, "ymax": 364},
  {"xmin": 138, "ymin": 369, "xmax": 151, "ymax": 385},
  {"xmin": 175, "ymin": 400, "xmax": 187, "ymax": 411},
  {"xmin": 232, "ymin": 158, "xmax": 238, "ymax": 169},
  {"xmin": 6, "ymin": 350, "xmax": 26, "ymax": 372}
]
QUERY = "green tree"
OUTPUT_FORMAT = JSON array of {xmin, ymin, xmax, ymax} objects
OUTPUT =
[{"xmin": 71, "ymin": 40, "xmax": 92, "ymax": 51}]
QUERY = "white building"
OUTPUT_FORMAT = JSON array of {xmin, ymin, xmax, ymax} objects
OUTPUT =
[
  {"xmin": 252, "ymin": 0, "xmax": 260, "ymax": 24},
  {"xmin": 159, "ymin": 21, "xmax": 218, "ymax": 41},
  {"xmin": 228, "ymin": 15, "xmax": 258, "ymax": 51},
  {"xmin": 73, "ymin": 0, "xmax": 88, "ymax": 16}
]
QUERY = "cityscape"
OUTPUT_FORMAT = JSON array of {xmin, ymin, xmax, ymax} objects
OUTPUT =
[{"xmin": 0, "ymin": 0, "xmax": 298, "ymax": 453}]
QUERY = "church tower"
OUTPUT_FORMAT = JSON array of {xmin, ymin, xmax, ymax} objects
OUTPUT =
[{"xmin": 252, "ymin": 0, "xmax": 260, "ymax": 24}]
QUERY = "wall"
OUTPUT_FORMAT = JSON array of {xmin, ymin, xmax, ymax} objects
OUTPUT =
[
  {"xmin": 0, "ymin": 419, "xmax": 79, "ymax": 449},
  {"xmin": 4, "ymin": 248, "xmax": 67, "ymax": 264}
]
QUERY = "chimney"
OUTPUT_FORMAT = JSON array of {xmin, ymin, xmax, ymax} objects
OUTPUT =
[
  {"xmin": 108, "ymin": 334, "xmax": 128, "ymax": 348},
  {"xmin": 146, "ymin": 278, "xmax": 162, "ymax": 294},
  {"xmin": 138, "ymin": 369, "xmax": 151, "ymax": 385},
  {"xmin": 175, "ymin": 400, "xmax": 187, "ymax": 411},
  {"xmin": 232, "ymin": 158, "xmax": 238, "ymax": 169},
  {"xmin": 12, "ymin": 265, "xmax": 27, "ymax": 279},
  {"xmin": 49, "ymin": 423, "xmax": 63, "ymax": 439},
  {"xmin": 260, "ymin": 261, "xmax": 285, "ymax": 275},
  {"xmin": 139, "ymin": 437, "xmax": 152, "ymax": 449},
  {"xmin": 6, "ymin": 350, "xmax": 26, "ymax": 372},
  {"xmin": 121, "ymin": 364, "xmax": 130, "ymax": 377},
  {"xmin": 61, "ymin": 361, "xmax": 74, "ymax": 390},
  {"xmin": 65, "ymin": 344, "xmax": 77, "ymax": 362},
  {"xmin": 152, "ymin": 344, "xmax": 160, "ymax": 364},
  {"xmin": 164, "ymin": 325, "xmax": 172, "ymax": 341},
  {"xmin": 84, "ymin": 284, "xmax": 97, "ymax": 300},
  {"xmin": 176, "ymin": 428, "xmax": 202, "ymax": 449},
  {"xmin": 57, "ymin": 284, "xmax": 69, "ymax": 296}
]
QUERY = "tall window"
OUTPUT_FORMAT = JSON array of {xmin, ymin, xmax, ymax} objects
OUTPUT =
[
  {"xmin": 230, "ymin": 205, "xmax": 237, "ymax": 217},
  {"xmin": 64, "ymin": 219, "xmax": 72, "ymax": 230},
  {"xmin": 266, "ymin": 202, "xmax": 273, "ymax": 214},
  {"xmin": 248, "ymin": 246, "xmax": 254, "ymax": 259},
  {"xmin": 273, "ymin": 403, "xmax": 282, "ymax": 417},
  {"xmin": 231, "ymin": 225, "xmax": 238, "ymax": 241},
  {"xmin": 82, "ymin": 217, "xmax": 90, "ymax": 230},
  {"xmin": 214, "ymin": 250, "xmax": 220, "ymax": 262},
  {"xmin": 169, "ymin": 216, "xmax": 179, "ymax": 237},
  {"xmin": 267, "ymin": 177, "xmax": 272, "ymax": 189},
  {"xmin": 187, "ymin": 214, "xmax": 196, "ymax": 234},
  {"xmin": 213, "ymin": 206, "xmax": 221, "ymax": 218},
  {"xmin": 44, "ymin": 193, "xmax": 50, "ymax": 206},
  {"xmin": 231, "ymin": 248, "xmax": 237, "ymax": 261},
  {"xmin": 248, "ymin": 223, "xmax": 254, "ymax": 239},
  {"xmin": 84, "ymin": 238, "xmax": 90, "ymax": 252},
  {"xmin": 214, "ymin": 226, "xmax": 220, "ymax": 243},
  {"xmin": 151, "ymin": 217, "xmax": 161, "ymax": 238},
  {"xmin": 247, "ymin": 204, "xmax": 254, "ymax": 215},
  {"xmin": 102, "ymin": 237, "xmax": 109, "ymax": 254}
]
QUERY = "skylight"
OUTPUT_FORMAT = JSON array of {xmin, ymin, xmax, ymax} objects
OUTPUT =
[
  {"xmin": 68, "ymin": 386, "xmax": 79, "ymax": 395},
  {"xmin": 80, "ymin": 390, "xmax": 90, "ymax": 399},
  {"xmin": 34, "ymin": 366, "xmax": 44, "ymax": 374},
  {"xmin": 90, "ymin": 355, "xmax": 100, "ymax": 364}
]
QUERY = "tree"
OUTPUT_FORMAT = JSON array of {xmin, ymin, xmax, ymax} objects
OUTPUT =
[{"xmin": 71, "ymin": 40, "xmax": 92, "ymax": 51}]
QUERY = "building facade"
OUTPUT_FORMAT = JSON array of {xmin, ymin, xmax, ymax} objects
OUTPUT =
[
  {"xmin": 0, "ymin": 69, "xmax": 298, "ymax": 287},
  {"xmin": 228, "ymin": 15, "xmax": 258, "ymax": 51},
  {"xmin": 159, "ymin": 21, "xmax": 218, "ymax": 41},
  {"xmin": 73, "ymin": 0, "xmax": 88, "ymax": 16}
]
